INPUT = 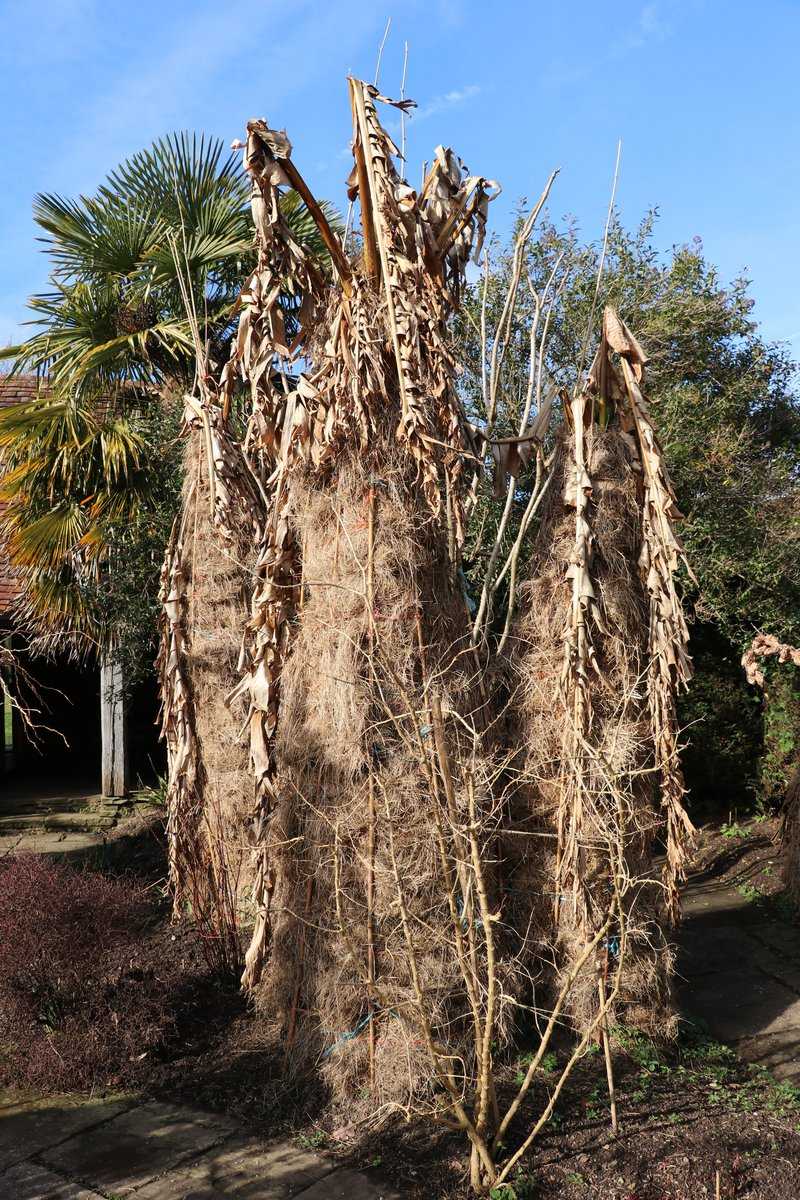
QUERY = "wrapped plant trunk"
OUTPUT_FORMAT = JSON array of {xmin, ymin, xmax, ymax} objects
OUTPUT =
[
  {"xmin": 233, "ymin": 82, "xmax": 508, "ymax": 1125},
  {"xmin": 160, "ymin": 79, "xmax": 516, "ymax": 1139},
  {"xmin": 509, "ymin": 307, "xmax": 695, "ymax": 1041},
  {"xmin": 158, "ymin": 79, "xmax": 697, "ymax": 1189},
  {"xmin": 158, "ymin": 400, "xmax": 266, "ymax": 973}
]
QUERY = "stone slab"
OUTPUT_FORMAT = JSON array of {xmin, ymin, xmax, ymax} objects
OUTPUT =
[
  {"xmin": 3, "ymin": 798, "xmax": 106, "ymax": 816},
  {"xmin": 735, "ymin": 1028, "xmax": 800, "ymax": 1081},
  {"xmin": 0, "ymin": 832, "xmax": 106, "ymax": 857},
  {"xmin": 0, "ymin": 1089, "xmax": 41, "ymax": 1111},
  {"xmin": 0, "ymin": 1093, "xmax": 136, "ymax": 1170},
  {"xmin": 134, "ymin": 1136, "xmax": 336, "ymax": 1199},
  {"xmin": 0, "ymin": 789, "xmax": 103, "ymax": 815},
  {"xmin": 683, "ymin": 971, "xmax": 800, "ymax": 1042},
  {"xmin": 1, "ymin": 1158, "xmax": 105, "ymax": 1199},
  {"xmin": 0, "ymin": 813, "xmax": 115, "ymax": 832},
  {"xmin": 41, "ymin": 1101, "xmax": 237, "ymax": 1196},
  {"xmin": 676, "ymin": 925, "xmax": 762, "ymax": 979},
  {"xmin": 748, "ymin": 945, "xmax": 800, "ymax": 995},
  {"xmin": 752, "ymin": 921, "xmax": 800, "ymax": 958},
  {"xmin": 681, "ymin": 886, "xmax": 752, "ymax": 920},
  {"xmin": 294, "ymin": 1167, "xmax": 402, "ymax": 1199}
]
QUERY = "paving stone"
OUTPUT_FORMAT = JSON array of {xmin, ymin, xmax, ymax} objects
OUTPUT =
[
  {"xmin": 0, "ymin": 1089, "xmax": 41, "ymax": 1111},
  {"xmin": 1, "ymin": 1158, "xmax": 105, "ymax": 1199},
  {"xmin": 752, "ymin": 921, "xmax": 800, "ymax": 959},
  {"xmin": 676, "ymin": 925, "xmax": 761, "ymax": 978},
  {"xmin": 748, "ymin": 943, "xmax": 800, "ymax": 995},
  {"xmin": 134, "ymin": 1136, "xmax": 336, "ymax": 1199},
  {"xmin": 682, "ymin": 970, "xmax": 800, "ymax": 1041},
  {"xmin": 0, "ymin": 813, "xmax": 115, "ymax": 833},
  {"xmin": 294, "ymin": 1167, "xmax": 402, "ymax": 1199},
  {"xmin": 0, "ymin": 832, "xmax": 107, "ymax": 857},
  {"xmin": 0, "ymin": 1093, "xmax": 136, "ymax": 1170},
  {"xmin": 41, "ymin": 1101, "xmax": 237, "ymax": 1196},
  {"xmin": 735, "ymin": 1028, "xmax": 800, "ymax": 1081},
  {"xmin": 681, "ymin": 885, "xmax": 751, "ymax": 919},
  {"xmin": 7, "ymin": 797, "xmax": 104, "ymax": 816},
  {"xmin": 0, "ymin": 787, "xmax": 103, "ymax": 815}
]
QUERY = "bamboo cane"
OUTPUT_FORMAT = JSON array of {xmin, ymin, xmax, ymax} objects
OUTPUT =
[
  {"xmin": 366, "ymin": 486, "xmax": 377, "ymax": 1091},
  {"xmin": 598, "ymin": 968, "xmax": 619, "ymax": 1135}
]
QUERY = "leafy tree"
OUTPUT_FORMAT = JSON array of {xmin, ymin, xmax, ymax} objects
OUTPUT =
[
  {"xmin": 0, "ymin": 389, "xmax": 161, "ymax": 639},
  {"xmin": 456, "ymin": 210, "xmax": 800, "ymax": 811}
]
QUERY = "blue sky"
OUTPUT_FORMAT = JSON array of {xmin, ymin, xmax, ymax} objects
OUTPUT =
[{"xmin": 2, "ymin": 0, "xmax": 799, "ymax": 355}]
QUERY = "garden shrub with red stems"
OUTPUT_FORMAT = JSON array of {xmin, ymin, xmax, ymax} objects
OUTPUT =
[{"xmin": 0, "ymin": 855, "xmax": 177, "ymax": 1091}]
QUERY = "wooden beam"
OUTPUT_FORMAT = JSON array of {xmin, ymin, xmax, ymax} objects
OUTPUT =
[{"xmin": 100, "ymin": 654, "xmax": 128, "ymax": 798}]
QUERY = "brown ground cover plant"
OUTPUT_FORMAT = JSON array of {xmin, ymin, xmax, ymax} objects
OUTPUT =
[{"xmin": 0, "ymin": 855, "xmax": 175, "ymax": 1091}]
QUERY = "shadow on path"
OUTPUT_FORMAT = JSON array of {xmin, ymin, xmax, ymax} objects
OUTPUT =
[{"xmin": 676, "ymin": 826, "xmax": 800, "ymax": 1080}]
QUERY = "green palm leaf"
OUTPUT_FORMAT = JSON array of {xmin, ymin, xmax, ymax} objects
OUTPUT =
[{"xmin": 5, "ymin": 128, "xmax": 342, "ymax": 635}]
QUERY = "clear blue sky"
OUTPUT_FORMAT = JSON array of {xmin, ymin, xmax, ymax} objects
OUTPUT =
[{"xmin": 2, "ymin": 0, "xmax": 799, "ymax": 356}]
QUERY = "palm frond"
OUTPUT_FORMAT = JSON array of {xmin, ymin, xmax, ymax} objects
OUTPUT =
[{"xmin": 34, "ymin": 190, "xmax": 162, "ymax": 281}]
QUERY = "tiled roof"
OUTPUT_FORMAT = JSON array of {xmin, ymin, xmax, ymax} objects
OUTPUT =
[{"xmin": 0, "ymin": 375, "xmax": 46, "ymax": 616}]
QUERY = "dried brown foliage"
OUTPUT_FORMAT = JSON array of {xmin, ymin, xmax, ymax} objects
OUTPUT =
[
  {"xmin": 508, "ymin": 308, "xmax": 694, "ymax": 1044},
  {"xmin": 0, "ymin": 856, "xmax": 171, "ymax": 1091},
  {"xmin": 742, "ymin": 633, "xmax": 800, "ymax": 688}
]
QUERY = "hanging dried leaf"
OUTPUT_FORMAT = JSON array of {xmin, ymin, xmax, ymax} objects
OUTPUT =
[
  {"xmin": 605, "ymin": 306, "xmax": 696, "ymax": 922},
  {"xmin": 742, "ymin": 633, "xmax": 800, "ymax": 689}
]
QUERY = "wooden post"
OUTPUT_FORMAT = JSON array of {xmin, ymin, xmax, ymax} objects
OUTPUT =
[{"xmin": 100, "ymin": 653, "xmax": 128, "ymax": 797}]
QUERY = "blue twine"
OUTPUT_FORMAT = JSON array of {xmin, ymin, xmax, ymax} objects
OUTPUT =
[
  {"xmin": 322, "ymin": 1011, "xmax": 375, "ymax": 1059},
  {"xmin": 457, "ymin": 895, "xmax": 483, "ymax": 931},
  {"xmin": 604, "ymin": 937, "xmax": 620, "ymax": 959},
  {"xmin": 458, "ymin": 567, "xmax": 477, "ymax": 615}
]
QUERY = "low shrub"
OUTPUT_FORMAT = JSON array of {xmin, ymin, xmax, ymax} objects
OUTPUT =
[{"xmin": 0, "ymin": 854, "xmax": 176, "ymax": 1091}]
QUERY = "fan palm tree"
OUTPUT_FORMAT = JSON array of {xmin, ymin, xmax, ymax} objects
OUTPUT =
[
  {"xmin": 0, "ymin": 390, "xmax": 154, "ymax": 638},
  {"xmin": 1, "ymin": 132, "xmax": 339, "ymax": 640},
  {"xmin": 5, "ymin": 132, "xmax": 338, "ymax": 393}
]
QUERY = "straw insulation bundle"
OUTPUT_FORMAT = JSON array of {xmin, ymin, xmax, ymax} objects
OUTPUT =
[
  {"xmin": 234, "ymin": 82, "xmax": 507, "ymax": 1110},
  {"xmin": 260, "ymin": 444, "xmax": 512, "ymax": 1113},
  {"xmin": 508, "ymin": 308, "xmax": 695, "ymax": 1039},
  {"xmin": 159, "ymin": 398, "xmax": 269, "ymax": 964},
  {"xmin": 159, "ymin": 78, "xmax": 517, "ymax": 1112}
]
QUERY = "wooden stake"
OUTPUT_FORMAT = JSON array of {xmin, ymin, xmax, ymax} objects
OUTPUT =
[
  {"xmin": 431, "ymin": 695, "xmax": 457, "ymax": 821},
  {"xmin": 299, "ymin": 493, "xmax": 310, "ymax": 612},
  {"xmin": 367, "ymin": 772, "xmax": 376, "ymax": 1092},
  {"xmin": 285, "ymin": 873, "xmax": 314, "ymax": 1062},
  {"xmin": 366, "ymin": 486, "xmax": 377, "ymax": 1091},
  {"xmin": 100, "ymin": 652, "xmax": 128, "ymax": 798},
  {"xmin": 598, "ymin": 970, "xmax": 618, "ymax": 1135}
]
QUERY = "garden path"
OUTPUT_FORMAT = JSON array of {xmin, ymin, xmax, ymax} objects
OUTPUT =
[
  {"xmin": 0, "ymin": 1091, "xmax": 400, "ymax": 1200},
  {"xmin": 0, "ymin": 782, "xmax": 154, "ymax": 858},
  {"xmin": 676, "ymin": 821, "xmax": 800, "ymax": 1080}
]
